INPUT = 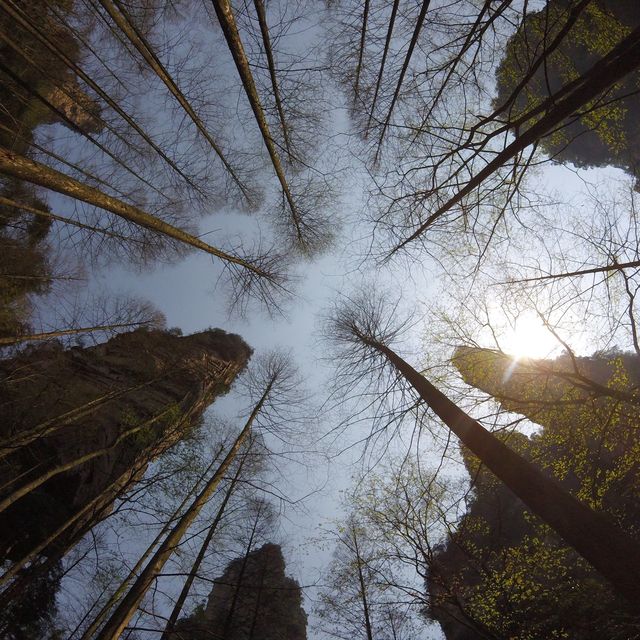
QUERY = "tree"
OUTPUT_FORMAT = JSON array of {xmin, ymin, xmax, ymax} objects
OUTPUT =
[
  {"xmin": 324, "ymin": 290, "xmax": 640, "ymax": 602},
  {"xmin": 0, "ymin": 328, "xmax": 250, "ymax": 595},
  {"xmin": 90, "ymin": 351, "xmax": 301, "ymax": 639},
  {"xmin": 495, "ymin": 0, "xmax": 640, "ymax": 187},
  {"xmin": 316, "ymin": 516, "xmax": 378, "ymax": 640},
  {"xmin": 211, "ymin": 0, "xmax": 333, "ymax": 256},
  {"xmin": 0, "ymin": 147, "xmax": 292, "ymax": 310},
  {"xmin": 421, "ymin": 346, "xmax": 640, "ymax": 638}
]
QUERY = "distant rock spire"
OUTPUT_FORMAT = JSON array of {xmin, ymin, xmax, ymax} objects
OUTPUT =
[{"xmin": 174, "ymin": 543, "xmax": 308, "ymax": 640}]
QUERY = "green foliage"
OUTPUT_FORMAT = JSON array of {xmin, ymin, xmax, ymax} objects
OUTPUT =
[
  {"xmin": 427, "ymin": 347, "xmax": 640, "ymax": 639},
  {"xmin": 495, "ymin": 0, "xmax": 640, "ymax": 185}
]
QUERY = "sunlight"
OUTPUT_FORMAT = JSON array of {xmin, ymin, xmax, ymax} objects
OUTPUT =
[{"xmin": 501, "ymin": 311, "xmax": 558, "ymax": 360}]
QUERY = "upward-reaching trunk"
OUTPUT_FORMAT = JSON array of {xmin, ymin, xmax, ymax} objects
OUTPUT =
[
  {"xmin": 0, "ymin": 469, "xmax": 129, "ymax": 589},
  {"xmin": 79, "ymin": 449, "xmax": 224, "ymax": 640},
  {"xmin": 0, "ymin": 55, "xmax": 163, "ymax": 197},
  {"xmin": 351, "ymin": 523, "xmax": 374, "ymax": 640},
  {"xmin": 411, "ymin": 0, "xmax": 513, "ymax": 138},
  {"xmin": 93, "ymin": 380, "xmax": 273, "ymax": 640},
  {"xmin": 0, "ymin": 195, "xmax": 138, "ymax": 243},
  {"xmin": 365, "ymin": 338, "xmax": 640, "ymax": 603},
  {"xmin": 373, "ymin": 0, "xmax": 431, "ymax": 163},
  {"xmin": 0, "ymin": 147, "xmax": 272, "ymax": 280},
  {"xmin": 0, "ymin": 320, "xmax": 151, "ymax": 347},
  {"xmin": 252, "ymin": 0, "xmax": 293, "ymax": 164},
  {"xmin": 353, "ymin": 0, "xmax": 370, "ymax": 108},
  {"xmin": 0, "ymin": 403, "xmax": 177, "ymax": 515},
  {"xmin": 0, "ymin": 0, "xmax": 198, "ymax": 192},
  {"xmin": 211, "ymin": 0, "xmax": 304, "ymax": 245},
  {"xmin": 221, "ymin": 499, "xmax": 264, "ymax": 639},
  {"xmin": 365, "ymin": 0, "xmax": 399, "ymax": 137},
  {"xmin": 96, "ymin": 0, "xmax": 254, "ymax": 205},
  {"xmin": 391, "ymin": 23, "xmax": 640, "ymax": 254},
  {"xmin": 0, "ymin": 375, "xmax": 166, "ymax": 459},
  {"xmin": 161, "ymin": 451, "xmax": 247, "ymax": 639}
]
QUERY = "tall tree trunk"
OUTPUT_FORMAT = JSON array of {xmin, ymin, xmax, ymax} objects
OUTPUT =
[
  {"xmin": 252, "ymin": 0, "xmax": 293, "ymax": 163},
  {"xmin": 0, "ymin": 147, "xmax": 272, "ymax": 279},
  {"xmin": 0, "ymin": 403, "xmax": 176, "ymax": 514},
  {"xmin": 247, "ymin": 546, "xmax": 268, "ymax": 640},
  {"xmin": 0, "ymin": 195, "xmax": 137, "ymax": 243},
  {"xmin": 221, "ymin": 500, "xmax": 264, "ymax": 639},
  {"xmin": 412, "ymin": 0, "xmax": 513, "ymax": 138},
  {"xmin": 0, "ymin": 55, "xmax": 163, "ymax": 198},
  {"xmin": 351, "ymin": 524, "xmax": 374, "ymax": 640},
  {"xmin": 0, "ymin": 471, "xmax": 129, "ymax": 588},
  {"xmin": 373, "ymin": 0, "xmax": 431, "ymax": 163},
  {"xmin": 368, "ymin": 338, "xmax": 640, "ymax": 602},
  {"xmin": 211, "ymin": 0, "xmax": 304, "ymax": 245},
  {"xmin": 78, "ymin": 448, "xmax": 224, "ymax": 640},
  {"xmin": 505, "ymin": 259, "xmax": 640, "ymax": 284},
  {"xmin": 365, "ymin": 0, "xmax": 399, "ymax": 137},
  {"xmin": 96, "ymin": 0, "xmax": 253, "ymax": 205},
  {"xmin": 161, "ymin": 451, "xmax": 247, "ymax": 639},
  {"xmin": 93, "ymin": 380, "xmax": 273, "ymax": 640},
  {"xmin": 0, "ymin": 320, "xmax": 151, "ymax": 347},
  {"xmin": 0, "ymin": 374, "xmax": 166, "ymax": 459},
  {"xmin": 353, "ymin": 0, "xmax": 370, "ymax": 108},
  {"xmin": 391, "ymin": 23, "xmax": 640, "ymax": 254},
  {"xmin": 0, "ymin": 0, "xmax": 199, "ymax": 192}
]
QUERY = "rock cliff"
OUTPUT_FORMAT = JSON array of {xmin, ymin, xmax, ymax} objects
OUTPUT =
[
  {"xmin": 0, "ymin": 327, "xmax": 251, "ymax": 562},
  {"xmin": 427, "ymin": 347, "xmax": 640, "ymax": 639},
  {"xmin": 174, "ymin": 543, "xmax": 308, "ymax": 640}
]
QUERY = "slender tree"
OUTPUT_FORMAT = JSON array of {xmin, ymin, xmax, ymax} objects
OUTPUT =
[
  {"xmin": 211, "ymin": 0, "xmax": 329, "ymax": 254},
  {"xmin": 94, "ymin": 0, "xmax": 256, "ymax": 207},
  {"xmin": 0, "ymin": 147, "xmax": 290, "ymax": 309},
  {"xmin": 160, "ymin": 449, "xmax": 248, "ymax": 639},
  {"xmin": 92, "ymin": 352, "xmax": 296, "ymax": 639},
  {"xmin": 325, "ymin": 291, "xmax": 640, "ymax": 603}
]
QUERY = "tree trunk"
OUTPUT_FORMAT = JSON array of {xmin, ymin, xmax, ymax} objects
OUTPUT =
[
  {"xmin": 365, "ymin": 0, "xmax": 399, "ymax": 137},
  {"xmin": 0, "ymin": 147, "xmax": 271, "ymax": 279},
  {"xmin": 0, "ymin": 320, "xmax": 151, "ymax": 347},
  {"xmin": 78, "ymin": 448, "xmax": 224, "ymax": 640},
  {"xmin": 0, "ymin": 375, "xmax": 166, "ymax": 460},
  {"xmin": 93, "ymin": 381, "xmax": 273, "ymax": 640},
  {"xmin": 392, "ymin": 23, "xmax": 640, "ymax": 253},
  {"xmin": 0, "ymin": 403, "xmax": 175, "ymax": 514},
  {"xmin": 374, "ymin": 0, "xmax": 431, "ymax": 163},
  {"xmin": 353, "ymin": 0, "xmax": 370, "ymax": 108},
  {"xmin": 222, "ymin": 500, "xmax": 263, "ymax": 639},
  {"xmin": 252, "ymin": 0, "xmax": 293, "ymax": 164},
  {"xmin": 211, "ymin": 0, "xmax": 304, "ymax": 244},
  {"xmin": 505, "ymin": 259, "xmax": 640, "ymax": 284},
  {"xmin": 161, "ymin": 451, "xmax": 247, "ymax": 639},
  {"xmin": 371, "ymin": 339, "xmax": 640, "ymax": 603},
  {"xmin": 0, "ymin": 55, "xmax": 162, "ymax": 197},
  {"xmin": 351, "ymin": 524, "xmax": 374, "ymax": 640},
  {"xmin": 0, "ymin": 0, "xmax": 198, "ymax": 192},
  {"xmin": 97, "ymin": 0, "xmax": 253, "ymax": 204},
  {"xmin": 0, "ymin": 194, "xmax": 139, "ymax": 243}
]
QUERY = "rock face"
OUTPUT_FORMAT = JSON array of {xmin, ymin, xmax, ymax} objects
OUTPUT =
[
  {"xmin": 427, "ymin": 348, "xmax": 640, "ymax": 639},
  {"xmin": 0, "ymin": 328, "xmax": 251, "ymax": 562},
  {"xmin": 495, "ymin": 0, "xmax": 640, "ymax": 187},
  {"xmin": 175, "ymin": 543, "xmax": 308, "ymax": 640}
]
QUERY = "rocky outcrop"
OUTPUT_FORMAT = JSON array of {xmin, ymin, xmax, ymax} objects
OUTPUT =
[
  {"xmin": 175, "ymin": 543, "xmax": 307, "ymax": 640},
  {"xmin": 0, "ymin": 327, "xmax": 251, "ymax": 562},
  {"xmin": 427, "ymin": 347, "xmax": 640, "ymax": 639}
]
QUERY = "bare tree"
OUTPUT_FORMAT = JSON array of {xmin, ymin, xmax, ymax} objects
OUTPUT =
[{"xmin": 324, "ymin": 290, "xmax": 640, "ymax": 602}]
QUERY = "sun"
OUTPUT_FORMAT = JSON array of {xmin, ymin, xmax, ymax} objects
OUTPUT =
[{"xmin": 501, "ymin": 311, "xmax": 558, "ymax": 360}]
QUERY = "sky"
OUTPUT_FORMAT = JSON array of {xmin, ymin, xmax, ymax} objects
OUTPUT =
[{"xmin": 19, "ymin": 0, "xmax": 640, "ymax": 637}]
